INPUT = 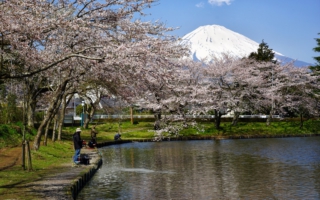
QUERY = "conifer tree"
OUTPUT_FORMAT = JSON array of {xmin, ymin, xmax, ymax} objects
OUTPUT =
[
  {"xmin": 309, "ymin": 33, "xmax": 320, "ymax": 76},
  {"xmin": 248, "ymin": 40, "xmax": 276, "ymax": 63}
]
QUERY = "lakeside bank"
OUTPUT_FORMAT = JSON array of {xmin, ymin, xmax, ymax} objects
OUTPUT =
[{"xmin": 1, "ymin": 132, "xmax": 319, "ymax": 200}]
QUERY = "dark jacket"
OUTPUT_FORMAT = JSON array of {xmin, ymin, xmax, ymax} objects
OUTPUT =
[{"xmin": 73, "ymin": 132, "xmax": 82, "ymax": 150}]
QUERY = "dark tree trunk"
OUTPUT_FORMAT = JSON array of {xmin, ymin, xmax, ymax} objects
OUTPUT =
[
  {"xmin": 154, "ymin": 110, "xmax": 161, "ymax": 130},
  {"xmin": 214, "ymin": 109, "xmax": 222, "ymax": 130},
  {"xmin": 299, "ymin": 113, "xmax": 304, "ymax": 129}
]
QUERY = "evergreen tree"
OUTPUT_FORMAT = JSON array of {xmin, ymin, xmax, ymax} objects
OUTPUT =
[
  {"xmin": 309, "ymin": 33, "xmax": 320, "ymax": 76},
  {"xmin": 248, "ymin": 40, "xmax": 276, "ymax": 63}
]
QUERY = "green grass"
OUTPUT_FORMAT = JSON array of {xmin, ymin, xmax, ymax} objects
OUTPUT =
[
  {"xmin": 0, "ymin": 140, "xmax": 75, "ymax": 199},
  {"xmin": 63, "ymin": 121, "xmax": 155, "ymax": 141},
  {"xmin": 31, "ymin": 141, "xmax": 74, "ymax": 169},
  {"xmin": 178, "ymin": 119, "xmax": 320, "ymax": 137}
]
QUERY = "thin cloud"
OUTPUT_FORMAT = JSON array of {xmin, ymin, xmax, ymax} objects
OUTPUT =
[
  {"xmin": 196, "ymin": 2, "xmax": 205, "ymax": 8},
  {"xmin": 208, "ymin": 0, "xmax": 233, "ymax": 6}
]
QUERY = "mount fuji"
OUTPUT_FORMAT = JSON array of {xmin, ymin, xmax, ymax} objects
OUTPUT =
[{"xmin": 181, "ymin": 25, "xmax": 312, "ymax": 67}]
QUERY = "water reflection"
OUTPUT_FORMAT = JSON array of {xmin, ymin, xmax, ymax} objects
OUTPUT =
[{"xmin": 78, "ymin": 137, "xmax": 320, "ymax": 200}]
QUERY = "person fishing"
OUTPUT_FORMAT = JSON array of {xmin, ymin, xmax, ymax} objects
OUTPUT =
[{"xmin": 73, "ymin": 128, "xmax": 83, "ymax": 165}]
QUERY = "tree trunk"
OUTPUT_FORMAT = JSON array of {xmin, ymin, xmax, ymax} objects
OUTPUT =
[
  {"xmin": 82, "ymin": 95, "xmax": 101, "ymax": 129},
  {"xmin": 25, "ymin": 76, "xmax": 45, "ymax": 128},
  {"xmin": 177, "ymin": 105, "xmax": 187, "ymax": 128},
  {"xmin": 84, "ymin": 104, "xmax": 95, "ymax": 129},
  {"xmin": 52, "ymin": 116, "xmax": 58, "ymax": 142},
  {"xmin": 33, "ymin": 82, "xmax": 67, "ymax": 150},
  {"xmin": 57, "ymin": 117, "xmax": 63, "ymax": 141},
  {"xmin": 118, "ymin": 119, "xmax": 122, "ymax": 133},
  {"xmin": 130, "ymin": 106, "xmax": 133, "ymax": 125},
  {"xmin": 266, "ymin": 110, "xmax": 272, "ymax": 126},
  {"xmin": 154, "ymin": 109, "xmax": 161, "ymax": 130},
  {"xmin": 57, "ymin": 94, "xmax": 71, "ymax": 141},
  {"xmin": 214, "ymin": 109, "xmax": 222, "ymax": 130},
  {"xmin": 154, "ymin": 92, "xmax": 162, "ymax": 130},
  {"xmin": 43, "ymin": 119, "xmax": 51, "ymax": 146},
  {"xmin": 27, "ymin": 97, "xmax": 36, "ymax": 128},
  {"xmin": 231, "ymin": 111, "xmax": 240, "ymax": 126},
  {"xmin": 300, "ymin": 113, "xmax": 304, "ymax": 129}
]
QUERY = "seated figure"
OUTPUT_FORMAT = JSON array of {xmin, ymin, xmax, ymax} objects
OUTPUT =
[{"xmin": 114, "ymin": 133, "xmax": 121, "ymax": 141}]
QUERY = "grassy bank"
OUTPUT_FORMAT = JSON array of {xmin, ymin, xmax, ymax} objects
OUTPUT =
[
  {"xmin": 2, "ymin": 119, "xmax": 319, "ymax": 148},
  {"xmin": 0, "ymin": 140, "xmax": 74, "ymax": 199},
  {"xmin": 63, "ymin": 119, "xmax": 320, "ymax": 142},
  {"xmin": 0, "ymin": 119, "xmax": 319, "ymax": 199}
]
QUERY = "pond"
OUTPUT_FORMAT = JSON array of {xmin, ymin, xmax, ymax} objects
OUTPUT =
[{"xmin": 77, "ymin": 137, "xmax": 320, "ymax": 200}]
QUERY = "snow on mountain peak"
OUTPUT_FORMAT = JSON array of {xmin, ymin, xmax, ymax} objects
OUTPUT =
[{"xmin": 181, "ymin": 24, "xmax": 282, "ymax": 61}]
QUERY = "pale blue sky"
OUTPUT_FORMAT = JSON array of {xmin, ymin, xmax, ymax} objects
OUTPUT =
[{"xmin": 142, "ymin": 0, "xmax": 320, "ymax": 64}]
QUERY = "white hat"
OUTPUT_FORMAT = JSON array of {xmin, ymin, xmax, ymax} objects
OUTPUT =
[{"xmin": 76, "ymin": 128, "xmax": 81, "ymax": 132}]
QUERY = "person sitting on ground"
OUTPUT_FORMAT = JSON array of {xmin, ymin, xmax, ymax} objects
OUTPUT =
[{"xmin": 114, "ymin": 132, "xmax": 121, "ymax": 141}]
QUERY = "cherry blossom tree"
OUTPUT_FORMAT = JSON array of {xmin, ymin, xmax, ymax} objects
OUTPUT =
[
  {"xmin": 130, "ymin": 58, "xmax": 206, "ymax": 139},
  {"xmin": 202, "ymin": 53, "xmax": 319, "ymax": 129},
  {"xmin": 241, "ymin": 60, "xmax": 283, "ymax": 126},
  {"xmin": 200, "ymin": 54, "xmax": 286, "ymax": 128},
  {"xmin": 3, "ymin": 0, "xmax": 188, "ymax": 150},
  {"xmin": 277, "ymin": 64, "xmax": 320, "ymax": 128},
  {"xmin": 201, "ymin": 55, "xmax": 245, "ymax": 129}
]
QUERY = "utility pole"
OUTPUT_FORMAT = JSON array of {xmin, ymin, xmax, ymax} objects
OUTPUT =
[
  {"xmin": 22, "ymin": 77, "xmax": 26, "ymax": 170},
  {"xmin": 272, "ymin": 65, "xmax": 274, "ymax": 112},
  {"xmin": 130, "ymin": 105, "xmax": 133, "ymax": 125}
]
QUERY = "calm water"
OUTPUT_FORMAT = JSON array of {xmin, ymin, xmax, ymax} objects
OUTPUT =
[{"xmin": 78, "ymin": 137, "xmax": 320, "ymax": 200}]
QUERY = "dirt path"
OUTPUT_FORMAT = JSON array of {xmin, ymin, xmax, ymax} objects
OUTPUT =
[
  {"xmin": 0, "ymin": 146, "xmax": 22, "ymax": 171},
  {"xmin": 0, "ymin": 147, "xmax": 101, "ymax": 200}
]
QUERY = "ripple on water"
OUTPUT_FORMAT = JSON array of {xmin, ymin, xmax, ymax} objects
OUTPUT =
[{"xmin": 77, "ymin": 137, "xmax": 320, "ymax": 200}]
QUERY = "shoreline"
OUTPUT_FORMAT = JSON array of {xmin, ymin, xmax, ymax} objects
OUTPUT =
[{"xmin": 97, "ymin": 133, "xmax": 320, "ymax": 147}]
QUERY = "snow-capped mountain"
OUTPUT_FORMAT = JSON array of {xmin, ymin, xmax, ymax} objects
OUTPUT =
[{"xmin": 181, "ymin": 25, "xmax": 311, "ymax": 67}]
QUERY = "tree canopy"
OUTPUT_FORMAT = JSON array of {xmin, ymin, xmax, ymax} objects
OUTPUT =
[{"xmin": 0, "ymin": 1, "xmax": 319, "ymax": 149}]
